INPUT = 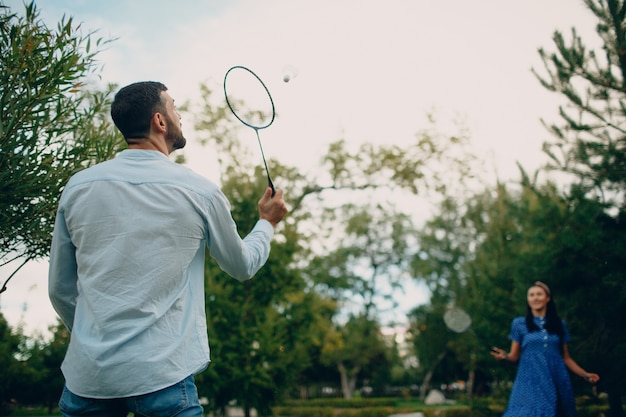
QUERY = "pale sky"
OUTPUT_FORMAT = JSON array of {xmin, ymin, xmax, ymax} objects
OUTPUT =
[{"xmin": 0, "ymin": 0, "xmax": 598, "ymax": 336}]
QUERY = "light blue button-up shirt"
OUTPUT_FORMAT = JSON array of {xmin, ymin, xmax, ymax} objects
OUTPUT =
[{"xmin": 48, "ymin": 149, "xmax": 274, "ymax": 398}]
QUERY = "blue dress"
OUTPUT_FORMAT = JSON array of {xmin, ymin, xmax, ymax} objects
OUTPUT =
[{"xmin": 503, "ymin": 316, "xmax": 575, "ymax": 417}]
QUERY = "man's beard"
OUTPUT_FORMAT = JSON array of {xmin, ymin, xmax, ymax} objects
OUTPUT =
[{"xmin": 166, "ymin": 118, "xmax": 186, "ymax": 151}]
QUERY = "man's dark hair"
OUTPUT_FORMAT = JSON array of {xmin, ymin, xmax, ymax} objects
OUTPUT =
[{"xmin": 111, "ymin": 81, "xmax": 168, "ymax": 140}]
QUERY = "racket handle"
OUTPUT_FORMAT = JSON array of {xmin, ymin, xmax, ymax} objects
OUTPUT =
[{"xmin": 268, "ymin": 176, "xmax": 276, "ymax": 197}]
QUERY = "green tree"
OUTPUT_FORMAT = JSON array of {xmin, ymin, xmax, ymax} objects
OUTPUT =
[
  {"xmin": 407, "ymin": 302, "xmax": 451, "ymax": 400},
  {"xmin": 308, "ymin": 202, "xmax": 416, "ymax": 319},
  {"xmin": 0, "ymin": 1, "xmax": 122, "ymax": 292},
  {"xmin": 461, "ymin": 184, "xmax": 548, "ymax": 396},
  {"xmin": 410, "ymin": 3, "xmax": 626, "ymax": 409},
  {"xmin": 296, "ymin": 117, "xmax": 482, "ymax": 399},
  {"xmin": 408, "ymin": 182, "xmax": 583, "ymax": 398},
  {"xmin": 0, "ymin": 313, "xmax": 21, "ymax": 412},
  {"xmin": 190, "ymin": 97, "xmax": 329, "ymax": 414},
  {"xmin": 304, "ymin": 203, "xmax": 415, "ymax": 399},
  {"xmin": 408, "ymin": 189, "xmax": 499, "ymax": 399},
  {"xmin": 532, "ymin": 1, "xmax": 626, "ymax": 414},
  {"xmin": 533, "ymin": 0, "xmax": 626, "ymax": 208},
  {"xmin": 189, "ymin": 78, "xmax": 483, "ymax": 405},
  {"xmin": 41, "ymin": 320, "xmax": 70, "ymax": 412},
  {"xmin": 319, "ymin": 314, "xmax": 388, "ymax": 400},
  {"xmin": 198, "ymin": 174, "xmax": 330, "ymax": 416},
  {"xmin": 3, "ymin": 319, "xmax": 68, "ymax": 412},
  {"xmin": 454, "ymin": 179, "xmax": 626, "ymax": 414},
  {"xmin": 519, "ymin": 183, "xmax": 626, "ymax": 415}
]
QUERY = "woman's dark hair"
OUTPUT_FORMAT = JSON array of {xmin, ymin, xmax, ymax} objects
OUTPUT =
[
  {"xmin": 525, "ymin": 282, "xmax": 565, "ymax": 352},
  {"xmin": 111, "ymin": 81, "xmax": 168, "ymax": 141}
]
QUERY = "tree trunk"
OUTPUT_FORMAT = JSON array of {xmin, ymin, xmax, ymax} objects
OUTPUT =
[
  {"xmin": 348, "ymin": 371, "xmax": 358, "ymax": 398},
  {"xmin": 467, "ymin": 367, "xmax": 475, "ymax": 398},
  {"xmin": 420, "ymin": 350, "xmax": 447, "ymax": 400},
  {"xmin": 338, "ymin": 361, "xmax": 360, "ymax": 399},
  {"xmin": 467, "ymin": 353, "xmax": 476, "ymax": 398}
]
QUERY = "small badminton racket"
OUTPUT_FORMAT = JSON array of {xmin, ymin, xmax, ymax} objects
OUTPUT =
[
  {"xmin": 444, "ymin": 307, "xmax": 472, "ymax": 333},
  {"xmin": 444, "ymin": 307, "xmax": 495, "ymax": 352},
  {"xmin": 223, "ymin": 66, "xmax": 276, "ymax": 196}
]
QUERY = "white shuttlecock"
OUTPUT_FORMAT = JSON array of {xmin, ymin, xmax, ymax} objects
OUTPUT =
[{"xmin": 282, "ymin": 65, "xmax": 298, "ymax": 83}]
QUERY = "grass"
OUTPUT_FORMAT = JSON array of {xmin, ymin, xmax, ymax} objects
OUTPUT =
[{"xmin": 4, "ymin": 408, "xmax": 61, "ymax": 417}]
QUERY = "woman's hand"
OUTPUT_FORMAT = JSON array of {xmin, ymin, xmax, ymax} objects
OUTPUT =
[{"xmin": 490, "ymin": 347, "xmax": 508, "ymax": 361}]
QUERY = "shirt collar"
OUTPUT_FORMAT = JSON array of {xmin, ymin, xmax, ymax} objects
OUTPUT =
[{"xmin": 117, "ymin": 149, "xmax": 172, "ymax": 161}]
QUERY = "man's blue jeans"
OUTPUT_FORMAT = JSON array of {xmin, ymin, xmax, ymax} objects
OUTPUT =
[{"xmin": 59, "ymin": 375, "xmax": 203, "ymax": 417}]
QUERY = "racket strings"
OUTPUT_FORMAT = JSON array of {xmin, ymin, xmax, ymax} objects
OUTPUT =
[
  {"xmin": 223, "ymin": 66, "xmax": 276, "ymax": 196},
  {"xmin": 224, "ymin": 66, "xmax": 275, "ymax": 130},
  {"xmin": 444, "ymin": 308, "xmax": 472, "ymax": 333},
  {"xmin": 228, "ymin": 102, "xmax": 272, "ymax": 128}
]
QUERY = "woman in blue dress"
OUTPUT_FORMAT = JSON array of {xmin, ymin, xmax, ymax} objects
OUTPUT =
[{"xmin": 490, "ymin": 281, "xmax": 600, "ymax": 417}]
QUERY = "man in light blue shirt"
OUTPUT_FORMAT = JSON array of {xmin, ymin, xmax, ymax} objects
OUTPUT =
[{"xmin": 48, "ymin": 81, "xmax": 287, "ymax": 417}]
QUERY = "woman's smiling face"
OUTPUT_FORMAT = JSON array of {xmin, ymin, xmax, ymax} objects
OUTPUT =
[{"xmin": 527, "ymin": 285, "xmax": 550, "ymax": 315}]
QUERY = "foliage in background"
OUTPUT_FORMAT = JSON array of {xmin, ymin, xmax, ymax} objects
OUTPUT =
[
  {"xmin": 0, "ymin": 1, "xmax": 123, "ymax": 292},
  {"xmin": 527, "ymin": 0, "xmax": 626, "ymax": 413},
  {"xmin": 189, "ymin": 79, "xmax": 483, "ymax": 411},
  {"xmin": 406, "ymin": 3, "xmax": 626, "ymax": 416},
  {"xmin": 0, "ymin": 313, "xmax": 21, "ymax": 413},
  {"xmin": 320, "ymin": 314, "xmax": 389, "ymax": 400},
  {"xmin": 533, "ymin": 0, "xmax": 626, "ymax": 209},
  {"xmin": 456, "ymin": 4, "xmax": 626, "ymax": 393},
  {"xmin": 0, "ymin": 313, "xmax": 69, "ymax": 413}
]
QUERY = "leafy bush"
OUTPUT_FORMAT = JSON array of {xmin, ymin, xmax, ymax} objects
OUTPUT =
[
  {"xmin": 281, "ymin": 399, "xmax": 398, "ymax": 409},
  {"xmin": 273, "ymin": 406, "xmax": 335, "ymax": 417}
]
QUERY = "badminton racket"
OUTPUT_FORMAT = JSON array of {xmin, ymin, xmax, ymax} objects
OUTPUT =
[
  {"xmin": 444, "ymin": 307, "xmax": 495, "ymax": 352},
  {"xmin": 223, "ymin": 65, "xmax": 276, "ymax": 196},
  {"xmin": 444, "ymin": 307, "xmax": 472, "ymax": 333}
]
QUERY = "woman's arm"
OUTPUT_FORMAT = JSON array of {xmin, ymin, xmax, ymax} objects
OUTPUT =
[
  {"xmin": 490, "ymin": 341, "xmax": 521, "ymax": 363},
  {"xmin": 562, "ymin": 344, "xmax": 600, "ymax": 383}
]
